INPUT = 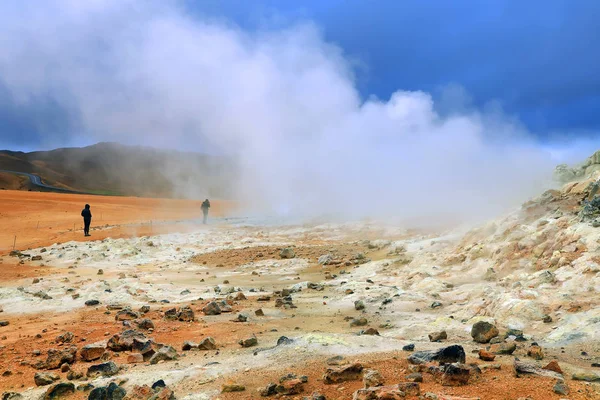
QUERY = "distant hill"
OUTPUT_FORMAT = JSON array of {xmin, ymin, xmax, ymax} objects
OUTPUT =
[{"xmin": 0, "ymin": 142, "xmax": 237, "ymax": 198}]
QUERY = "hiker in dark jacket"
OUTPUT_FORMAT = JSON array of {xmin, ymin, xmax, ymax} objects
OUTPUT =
[
  {"xmin": 81, "ymin": 204, "xmax": 92, "ymax": 236},
  {"xmin": 201, "ymin": 199, "xmax": 210, "ymax": 224}
]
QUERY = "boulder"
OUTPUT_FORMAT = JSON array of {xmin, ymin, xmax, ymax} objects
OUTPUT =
[
  {"xmin": 107, "ymin": 330, "xmax": 147, "ymax": 352},
  {"xmin": 527, "ymin": 344, "xmax": 544, "ymax": 360},
  {"xmin": 513, "ymin": 360, "xmax": 563, "ymax": 379},
  {"xmin": 221, "ymin": 384, "xmax": 245, "ymax": 393},
  {"xmin": 177, "ymin": 306, "xmax": 195, "ymax": 322},
  {"xmin": 115, "ymin": 309, "xmax": 139, "ymax": 321},
  {"xmin": 238, "ymin": 336, "xmax": 258, "ymax": 348},
  {"xmin": 489, "ymin": 342, "xmax": 516, "ymax": 355},
  {"xmin": 275, "ymin": 379, "xmax": 304, "ymax": 395},
  {"xmin": 438, "ymin": 363, "xmax": 470, "ymax": 386},
  {"xmin": 478, "ymin": 350, "xmax": 495, "ymax": 361}
]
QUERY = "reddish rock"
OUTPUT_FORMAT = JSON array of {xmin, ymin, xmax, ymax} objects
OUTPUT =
[
  {"xmin": 323, "ymin": 362, "xmax": 364, "ymax": 384},
  {"xmin": 127, "ymin": 353, "xmax": 144, "ymax": 363},
  {"xmin": 543, "ymin": 360, "xmax": 563, "ymax": 374},
  {"xmin": 478, "ymin": 349, "xmax": 496, "ymax": 361}
]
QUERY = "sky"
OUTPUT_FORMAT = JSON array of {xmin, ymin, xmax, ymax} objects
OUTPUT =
[
  {"xmin": 0, "ymin": 0, "xmax": 598, "ymax": 221},
  {"xmin": 0, "ymin": 0, "xmax": 599, "ymax": 153}
]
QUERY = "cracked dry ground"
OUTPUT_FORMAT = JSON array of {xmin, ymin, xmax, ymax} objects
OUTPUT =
[{"xmin": 1, "ymin": 238, "xmax": 599, "ymax": 400}]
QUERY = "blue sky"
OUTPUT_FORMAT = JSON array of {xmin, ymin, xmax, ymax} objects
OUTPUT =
[
  {"xmin": 1, "ymin": 0, "xmax": 599, "ymax": 152},
  {"xmin": 189, "ymin": 0, "xmax": 600, "ymax": 135}
]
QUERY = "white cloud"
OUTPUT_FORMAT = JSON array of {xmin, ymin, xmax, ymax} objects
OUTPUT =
[{"xmin": 0, "ymin": 0, "xmax": 567, "ymax": 224}]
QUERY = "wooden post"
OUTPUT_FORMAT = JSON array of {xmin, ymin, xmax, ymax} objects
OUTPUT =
[{"xmin": 13, "ymin": 236, "xmax": 16, "ymax": 250}]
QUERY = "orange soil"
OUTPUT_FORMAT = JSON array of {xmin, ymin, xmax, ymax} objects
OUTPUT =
[{"xmin": 0, "ymin": 190, "xmax": 234, "ymax": 253}]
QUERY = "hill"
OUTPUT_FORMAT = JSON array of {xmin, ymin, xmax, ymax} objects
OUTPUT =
[{"xmin": 0, "ymin": 142, "xmax": 237, "ymax": 198}]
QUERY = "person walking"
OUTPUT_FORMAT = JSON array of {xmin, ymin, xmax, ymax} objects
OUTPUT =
[
  {"xmin": 81, "ymin": 204, "xmax": 92, "ymax": 236},
  {"xmin": 201, "ymin": 199, "xmax": 210, "ymax": 224}
]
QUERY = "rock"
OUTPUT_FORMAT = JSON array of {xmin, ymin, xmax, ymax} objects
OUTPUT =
[
  {"xmin": 513, "ymin": 360, "xmax": 563, "ymax": 379},
  {"xmin": 572, "ymin": 371, "xmax": 600, "ymax": 382},
  {"xmin": 60, "ymin": 363, "xmax": 70, "ymax": 373},
  {"xmin": 489, "ymin": 342, "xmax": 516, "ymax": 355},
  {"xmin": 34, "ymin": 372, "xmax": 60, "ymax": 386},
  {"xmin": 402, "ymin": 344, "xmax": 415, "ymax": 352},
  {"xmin": 149, "ymin": 387, "xmax": 175, "ymax": 400},
  {"xmin": 66, "ymin": 370, "xmax": 83, "ymax": 380},
  {"xmin": 438, "ymin": 363, "xmax": 470, "ymax": 386},
  {"xmin": 202, "ymin": 302, "xmax": 221, "ymax": 315},
  {"xmin": 478, "ymin": 350, "xmax": 495, "ymax": 361},
  {"xmin": 350, "ymin": 317, "xmax": 368, "ymax": 327},
  {"xmin": 553, "ymin": 380, "xmax": 569, "ymax": 395},
  {"xmin": 151, "ymin": 380, "xmax": 166, "ymax": 390},
  {"xmin": 177, "ymin": 306, "xmax": 195, "ymax": 322},
  {"xmin": 354, "ymin": 300, "xmax": 365, "ymax": 311},
  {"xmin": 275, "ymin": 379, "xmax": 304, "ymax": 395},
  {"xmin": 45, "ymin": 347, "xmax": 77, "ymax": 369},
  {"xmin": 353, "ymin": 384, "xmax": 414, "ymax": 400},
  {"xmin": 222, "ymin": 384, "xmax": 245, "ymax": 393},
  {"xmin": 280, "ymin": 248, "xmax": 295, "ymax": 259},
  {"xmin": 149, "ymin": 346, "xmax": 178, "ymax": 364},
  {"xmin": 543, "ymin": 360, "xmax": 563, "ymax": 374},
  {"xmin": 164, "ymin": 308, "xmax": 178, "ymax": 320},
  {"xmin": 139, "ymin": 305, "xmax": 150, "ymax": 314},
  {"xmin": 428, "ymin": 331, "xmax": 447, "ymax": 342},
  {"xmin": 406, "ymin": 372, "xmax": 423, "ymax": 382},
  {"xmin": 323, "ymin": 362, "xmax": 364, "ymax": 384},
  {"xmin": 360, "ymin": 328, "xmax": 380, "ymax": 336},
  {"xmin": 198, "ymin": 337, "xmax": 217, "ymax": 350},
  {"xmin": 89, "ymin": 383, "xmax": 126, "ymax": 400},
  {"xmin": 234, "ymin": 292, "xmax": 247, "ymax": 301},
  {"xmin": 1, "ymin": 393, "xmax": 22, "ymax": 400},
  {"xmin": 363, "ymin": 369, "xmax": 384, "ymax": 388},
  {"xmin": 56, "ymin": 332, "xmax": 74, "ymax": 343},
  {"xmin": 542, "ymin": 314, "xmax": 553, "ymax": 323},
  {"xmin": 233, "ymin": 313, "xmax": 248, "ymax": 322},
  {"xmin": 408, "ymin": 345, "xmax": 466, "ymax": 365},
  {"xmin": 470, "ymin": 321, "xmax": 499, "ymax": 344},
  {"xmin": 259, "ymin": 383, "xmax": 277, "ymax": 396},
  {"xmin": 85, "ymin": 300, "xmax": 100, "ymax": 306},
  {"xmin": 97, "ymin": 269, "xmax": 104, "ymax": 275},
  {"xmin": 135, "ymin": 319, "xmax": 154, "ymax": 330},
  {"xmin": 80, "ymin": 344, "xmax": 106, "ymax": 361},
  {"xmin": 431, "ymin": 301, "xmax": 443, "ymax": 309},
  {"xmin": 182, "ymin": 341, "xmax": 197, "ymax": 351},
  {"xmin": 107, "ymin": 330, "xmax": 147, "ymax": 352},
  {"xmin": 86, "ymin": 361, "xmax": 119, "ymax": 378},
  {"xmin": 0, "ymin": 321, "xmax": 8, "ymax": 327},
  {"xmin": 44, "ymin": 383, "xmax": 75, "ymax": 400},
  {"xmin": 127, "ymin": 354, "xmax": 144, "ymax": 364},
  {"xmin": 397, "ymin": 383, "xmax": 420, "ymax": 397},
  {"xmin": 527, "ymin": 344, "xmax": 544, "ymax": 360},
  {"xmin": 238, "ymin": 336, "xmax": 258, "ymax": 348},
  {"xmin": 277, "ymin": 336, "xmax": 293, "ymax": 346},
  {"xmin": 318, "ymin": 254, "xmax": 333, "ymax": 265},
  {"xmin": 326, "ymin": 356, "xmax": 345, "ymax": 366},
  {"xmin": 115, "ymin": 309, "xmax": 139, "ymax": 321},
  {"xmin": 255, "ymin": 309, "xmax": 265, "ymax": 317}
]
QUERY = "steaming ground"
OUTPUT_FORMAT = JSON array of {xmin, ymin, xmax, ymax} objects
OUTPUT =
[{"xmin": 2, "ymin": 182, "xmax": 600, "ymax": 399}]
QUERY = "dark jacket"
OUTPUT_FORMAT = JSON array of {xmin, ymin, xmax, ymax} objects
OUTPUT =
[
  {"xmin": 201, "ymin": 200, "xmax": 211, "ymax": 210},
  {"xmin": 81, "ymin": 208, "xmax": 92, "ymax": 220}
]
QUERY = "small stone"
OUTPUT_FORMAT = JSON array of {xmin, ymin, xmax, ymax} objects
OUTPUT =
[
  {"xmin": 202, "ymin": 301, "xmax": 221, "ymax": 316},
  {"xmin": 323, "ymin": 362, "xmax": 363, "ymax": 384},
  {"xmin": 471, "ymin": 321, "xmax": 499, "ymax": 343},
  {"xmin": 489, "ymin": 342, "xmax": 517, "ymax": 355},
  {"xmin": 527, "ymin": 344, "xmax": 544, "ymax": 360},
  {"xmin": 280, "ymin": 248, "xmax": 295, "ymax": 259},
  {"xmin": 553, "ymin": 380, "xmax": 569, "ymax": 395},
  {"xmin": 360, "ymin": 328, "xmax": 380, "ymax": 336},
  {"xmin": 222, "ymin": 384, "xmax": 245, "ymax": 393},
  {"xmin": 85, "ymin": 300, "xmax": 100, "ymax": 306},
  {"xmin": 408, "ymin": 345, "xmax": 466, "ymax": 365},
  {"xmin": 478, "ymin": 349, "xmax": 496, "ymax": 361},
  {"xmin": 350, "ymin": 317, "xmax": 368, "ymax": 327},
  {"xmin": 239, "ymin": 336, "xmax": 258, "ymax": 348},
  {"xmin": 354, "ymin": 300, "xmax": 365, "ymax": 311},
  {"xmin": 0, "ymin": 321, "xmax": 9, "ymax": 327},
  {"xmin": 44, "ymin": 382, "xmax": 75, "ymax": 399},
  {"xmin": 81, "ymin": 344, "xmax": 106, "ymax": 361},
  {"xmin": 402, "ymin": 344, "xmax": 415, "ymax": 352},
  {"xmin": 149, "ymin": 346, "xmax": 178, "ymax": 365},
  {"xmin": 543, "ymin": 360, "xmax": 563, "ymax": 374},
  {"xmin": 34, "ymin": 372, "xmax": 60, "ymax": 386},
  {"xmin": 363, "ymin": 369, "xmax": 384, "ymax": 388},
  {"xmin": 97, "ymin": 269, "xmax": 104, "ymax": 275},
  {"xmin": 406, "ymin": 372, "xmax": 423, "ymax": 382},
  {"xmin": 127, "ymin": 353, "xmax": 144, "ymax": 363},
  {"xmin": 86, "ymin": 361, "xmax": 119, "ymax": 378},
  {"xmin": 198, "ymin": 337, "xmax": 217, "ymax": 350},
  {"xmin": 255, "ymin": 309, "xmax": 265, "ymax": 317},
  {"xmin": 428, "ymin": 330, "xmax": 447, "ymax": 342},
  {"xmin": 233, "ymin": 313, "xmax": 248, "ymax": 322},
  {"xmin": 439, "ymin": 363, "xmax": 470, "ymax": 386},
  {"xmin": 542, "ymin": 314, "xmax": 553, "ymax": 323}
]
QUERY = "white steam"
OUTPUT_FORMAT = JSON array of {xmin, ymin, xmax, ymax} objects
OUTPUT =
[{"xmin": 0, "ymin": 1, "xmax": 561, "ymax": 224}]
